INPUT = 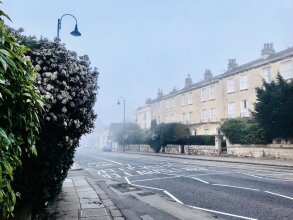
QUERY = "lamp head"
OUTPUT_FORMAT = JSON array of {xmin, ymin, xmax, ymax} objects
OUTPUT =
[
  {"xmin": 117, "ymin": 100, "xmax": 121, "ymax": 105},
  {"xmin": 71, "ymin": 24, "xmax": 81, "ymax": 37}
]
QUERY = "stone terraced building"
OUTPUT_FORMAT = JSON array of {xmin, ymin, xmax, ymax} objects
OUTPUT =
[{"xmin": 133, "ymin": 43, "xmax": 293, "ymax": 135}]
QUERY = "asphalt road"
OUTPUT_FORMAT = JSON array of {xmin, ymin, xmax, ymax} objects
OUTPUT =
[{"xmin": 75, "ymin": 147, "xmax": 293, "ymax": 220}]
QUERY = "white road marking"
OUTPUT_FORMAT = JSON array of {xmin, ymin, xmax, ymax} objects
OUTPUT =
[
  {"xmin": 132, "ymin": 176, "xmax": 179, "ymax": 183},
  {"xmin": 212, "ymin": 184, "xmax": 260, "ymax": 191},
  {"xmin": 163, "ymin": 190, "xmax": 183, "ymax": 204},
  {"xmin": 241, "ymin": 172, "xmax": 293, "ymax": 182},
  {"xmin": 126, "ymin": 177, "xmax": 184, "ymax": 204},
  {"xmin": 264, "ymin": 191, "xmax": 293, "ymax": 200},
  {"xmin": 191, "ymin": 177, "xmax": 210, "ymax": 184},
  {"xmin": 187, "ymin": 205, "xmax": 258, "ymax": 220},
  {"xmin": 123, "ymin": 172, "xmax": 133, "ymax": 177},
  {"xmin": 125, "ymin": 177, "xmax": 131, "ymax": 184},
  {"xmin": 132, "ymin": 184, "xmax": 164, "ymax": 191},
  {"xmin": 111, "ymin": 173, "xmax": 121, "ymax": 178},
  {"xmin": 94, "ymin": 157, "xmax": 123, "ymax": 165}
]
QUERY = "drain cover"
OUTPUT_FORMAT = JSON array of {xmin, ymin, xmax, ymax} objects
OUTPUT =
[{"xmin": 111, "ymin": 183, "xmax": 142, "ymax": 193}]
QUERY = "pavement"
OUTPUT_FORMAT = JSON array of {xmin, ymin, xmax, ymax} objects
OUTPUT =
[{"xmin": 45, "ymin": 161, "xmax": 220, "ymax": 220}]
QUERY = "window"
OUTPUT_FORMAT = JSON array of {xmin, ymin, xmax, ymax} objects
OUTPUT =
[
  {"xmin": 187, "ymin": 92, "xmax": 193, "ymax": 104},
  {"xmin": 181, "ymin": 94, "xmax": 186, "ymax": 106},
  {"xmin": 188, "ymin": 112, "xmax": 193, "ymax": 124},
  {"xmin": 227, "ymin": 78, "xmax": 235, "ymax": 93},
  {"xmin": 201, "ymin": 88, "xmax": 206, "ymax": 101},
  {"xmin": 182, "ymin": 113, "xmax": 186, "ymax": 124},
  {"xmin": 227, "ymin": 102, "xmax": 235, "ymax": 118},
  {"xmin": 143, "ymin": 113, "xmax": 146, "ymax": 120},
  {"xmin": 239, "ymin": 74, "xmax": 248, "ymax": 90},
  {"xmin": 281, "ymin": 60, "xmax": 293, "ymax": 80},
  {"xmin": 204, "ymin": 129, "xmax": 209, "ymax": 135},
  {"xmin": 263, "ymin": 66, "xmax": 272, "ymax": 83},
  {"xmin": 209, "ymin": 84, "xmax": 215, "ymax": 100},
  {"xmin": 171, "ymin": 98, "xmax": 175, "ymax": 107},
  {"xmin": 201, "ymin": 109, "xmax": 208, "ymax": 123},
  {"xmin": 210, "ymin": 108, "xmax": 216, "ymax": 122},
  {"xmin": 240, "ymin": 100, "xmax": 250, "ymax": 117}
]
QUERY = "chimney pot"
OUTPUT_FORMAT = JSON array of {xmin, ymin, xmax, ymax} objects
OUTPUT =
[
  {"xmin": 204, "ymin": 69, "xmax": 213, "ymax": 80},
  {"xmin": 228, "ymin": 59, "xmax": 238, "ymax": 71},
  {"xmin": 185, "ymin": 74, "xmax": 193, "ymax": 87},
  {"xmin": 261, "ymin": 43, "xmax": 275, "ymax": 59}
]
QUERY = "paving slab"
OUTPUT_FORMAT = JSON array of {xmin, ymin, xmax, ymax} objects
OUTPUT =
[{"xmin": 80, "ymin": 208, "xmax": 108, "ymax": 217}]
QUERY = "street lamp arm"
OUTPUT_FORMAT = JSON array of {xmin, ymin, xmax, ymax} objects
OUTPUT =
[
  {"xmin": 60, "ymin": 14, "xmax": 78, "ymax": 25},
  {"xmin": 57, "ymin": 13, "xmax": 81, "ymax": 40}
]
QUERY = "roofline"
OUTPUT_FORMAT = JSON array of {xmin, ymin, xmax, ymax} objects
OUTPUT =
[{"xmin": 150, "ymin": 47, "xmax": 293, "ymax": 103}]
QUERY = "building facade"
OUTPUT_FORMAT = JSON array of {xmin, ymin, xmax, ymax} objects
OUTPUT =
[
  {"xmin": 133, "ymin": 99, "xmax": 152, "ymax": 129},
  {"xmin": 134, "ymin": 43, "xmax": 293, "ymax": 135}
]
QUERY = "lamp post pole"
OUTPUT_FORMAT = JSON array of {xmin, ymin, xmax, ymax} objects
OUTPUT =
[
  {"xmin": 57, "ymin": 14, "xmax": 81, "ymax": 41},
  {"xmin": 117, "ymin": 97, "xmax": 126, "ymax": 151}
]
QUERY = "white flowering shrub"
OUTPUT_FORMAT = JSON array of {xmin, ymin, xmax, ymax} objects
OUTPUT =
[{"xmin": 13, "ymin": 38, "xmax": 98, "ymax": 214}]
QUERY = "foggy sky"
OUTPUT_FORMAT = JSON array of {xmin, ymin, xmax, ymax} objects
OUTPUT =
[{"xmin": 2, "ymin": 0, "xmax": 293, "ymax": 128}]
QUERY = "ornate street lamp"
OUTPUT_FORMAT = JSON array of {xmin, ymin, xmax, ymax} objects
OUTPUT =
[{"xmin": 57, "ymin": 14, "xmax": 81, "ymax": 40}]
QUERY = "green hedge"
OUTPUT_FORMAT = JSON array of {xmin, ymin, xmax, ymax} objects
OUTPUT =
[
  {"xmin": 221, "ymin": 118, "xmax": 267, "ymax": 145},
  {"xmin": 176, "ymin": 135, "xmax": 215, "ymax": 146},
  {"xmin": 0, "ymin": 15, "xmax": 44, "ymax": 218}
]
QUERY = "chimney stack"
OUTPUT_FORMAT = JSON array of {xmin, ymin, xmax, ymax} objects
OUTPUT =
[
  {"xmin": 145, "ymin": 98, "xmax": 152, "ymax": 104},
  {"xmin": 261, "ymin": 43, "xmax": 275, "ymax": 59},
  {"xmin": 185, "ymin": 74, "xmax": 193, "ymax": 87},
  {"xmin": 172, "ymin": 86, "xmax": 177, "ymax": 93},
  {"xmin": 228, "ymin": 59, "xmax": 238, "ymax": 71},
  {"xmin": 204, "ymin": 69, "xmax": 213, "ymax": 81},
  {"xmin": 157, "ymin": 89, "xmax": 163, "ymax": 98}
]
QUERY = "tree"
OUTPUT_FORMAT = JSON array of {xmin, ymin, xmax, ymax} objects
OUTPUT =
[
  {"xmin": 12, "ymin": 37, "xmax": 98, "ymax": 215},
  {"xmin": 220, "ymin": 118, "xmax": 266, "ymax": 144},
  {"xmin": 157, "ymin": 123, "xmax": 190, "ymax": 152},
  {"xmin": 0, "ymin": 11, "xmax": 44, "ymax": 218},
  {"xmin": 254, "ymin": 74, "xmax": 293, "ymax": 142}
]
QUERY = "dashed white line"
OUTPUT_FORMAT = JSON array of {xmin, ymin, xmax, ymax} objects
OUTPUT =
[
  {"xmin": 190, "ymin": 177, "xmax": 210, "ymax": 184},
  {"xmin": 187, "ymin": 205, "xmax": 258, "ymax": 220},
  {"xmin": 264, "ymin": 191, "xmax": 293, "ymax": 200},
  {"xmin": 132, "ymin": 176, "xmax": 179, "ymax": 183},
  {"xmin": 94, "ymin": 157, "xmax": 123, "ymax": 165},
  {"xmin": 212, "ymin": 184, "xmax": 260, "ymax": 191},
  {"xmin": 241, "ymin": 172, "xmax": 293, "ymax": 182}
]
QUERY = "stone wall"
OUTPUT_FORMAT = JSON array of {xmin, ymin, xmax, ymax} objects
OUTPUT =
[
  {"xmin": 128, "ymin": 144, "xmax": 154, "ymax": 153},
  {"xmin": 165, "ymin": 145, "xmax": 181, "ymax": 154},
  {"xmin": 227, "ymin": 144, "xmax": 293, "ymax": 160},
  {"xmin": 185, "ymin": 145, "xmax": 220, "ymax": 156}
]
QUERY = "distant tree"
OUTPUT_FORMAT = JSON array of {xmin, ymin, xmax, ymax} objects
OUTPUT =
[
  {"xmin": 115, "ymin": 123, "xmax": 140, "ymax": 145},
  {"xmin": 254, "ymin": 74, "xmax": 293, "ymax": 142}
]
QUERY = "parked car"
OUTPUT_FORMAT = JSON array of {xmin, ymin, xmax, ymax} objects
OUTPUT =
[{"xmin": 102, "ymin": 145, "xmax": 112, "ymax": 152}]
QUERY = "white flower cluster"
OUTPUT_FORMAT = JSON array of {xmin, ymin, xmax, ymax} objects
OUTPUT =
[{"xmin": 30, "ymin": 41, "xmax": 98, "ymax": 148}]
